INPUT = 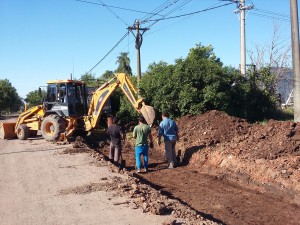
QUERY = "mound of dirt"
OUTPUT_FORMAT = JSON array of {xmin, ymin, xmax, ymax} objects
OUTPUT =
[
  {"xmin": 91, "ymin": 110, "xmax": 300, "ymax": 224},
  {"xmin": 173, "ymin": 110, "xmax": 300, "ymax": 204}
]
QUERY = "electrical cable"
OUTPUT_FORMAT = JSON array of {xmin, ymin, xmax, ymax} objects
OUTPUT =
[
  {"xmin": 143, "ymin": 2, "xmax": 233, "ymax": 23},
  {"xmin": 87, "ymin": 32, "xmax": 129, "ymax": 73},
  {"xmin": 250, "ymin": 13, "xmax": 290, "ymax": 22},
  {"xmin": 87, "ymin": 1, "xmax": 232, "ymax": 74},
  {"xmin": 145, "ymin": 0, "xmax": 192, "ymax": 28},
  {"xmin": 140, "ymin": 0, "xmax": 179, "ymax": 23},
  {"xmin": 144, "ymin": 1, "xmax": 223, "ymax": 37},
  {"xmin": 148, "ymin": 0, "xmax": 191, "ymax": 25},
  {"xmin": 97, "ymin": 0, "xmax": 128, "ymax": 26},
  {"xmin": 254, "ymin": 8, "xmax": 290, "ymax": 21},
  {"xmin": 74, "ymin": 0, "xmax": 162, "ymax": 17},
  {"xmin": 140, "ymin": 1, "xmax": 165, "ymax": 22}
]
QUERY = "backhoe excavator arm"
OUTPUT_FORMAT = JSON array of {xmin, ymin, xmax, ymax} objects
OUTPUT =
[{"xmin": 85, "ymin": 73, "xmax": 155, "ymax": 130}]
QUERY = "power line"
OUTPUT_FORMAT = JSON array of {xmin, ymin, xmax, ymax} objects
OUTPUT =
[
  {"xmin": 256, "ymin": 8, "xmax": 290, "ymax": 19},
  {"xmin": 249, "ymin": 8, "xmax": 291, "ymax": 23},
  {"xmin": 87, "ymin": 1, "xmax": 234, "ymax": 75},
  {"xmin": 144, "ymin": 0, "xmax": 193, "ymax": 28},
  {"xmin": 74, "ymin": 0, "xmax": 162, "ymax": 17},
  {"xmin": 165, "ymin": 0, "xmax": 193, "ymax": 16},
  {"xmin": 249, "ymin": 11, "xmax": 290, "ymax": 23},
  {"xmin": 144, "ymin": 1, "xmax": 223, "ymax": 36},
  {"xmin": 143, "ymin": 2, "xmax": 234, "ymax": 23},
  {"xmin": 97, "ymin": 0, "xmax": 128, "ymax": 26},
  {"xmin": 140, "ymin": 0, "xmax": 181, "ymax": 24},
  {"xmin": 220, "ymin": 0, "xmax": 290, "ymax": 22},
  {"xmin": 87, "ymin": 32, "xmax": 129, "ymax": 73}
]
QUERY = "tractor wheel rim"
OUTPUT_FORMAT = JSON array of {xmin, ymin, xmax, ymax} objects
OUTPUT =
[{"xmin": 45, "ymin": 123, "xmax": 54, "ymax": 135}]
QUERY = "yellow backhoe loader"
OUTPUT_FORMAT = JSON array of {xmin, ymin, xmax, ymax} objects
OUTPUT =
[{"xmin": 0, "ymin": 73, "xmax": 155, "ymax": 141}]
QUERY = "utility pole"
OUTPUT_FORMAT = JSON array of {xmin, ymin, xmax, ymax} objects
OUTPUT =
[
  {"xmin": 240, "ymin": 0, "xmax": 246, "ymax": 75},
  {"xmin": 127, "ymin": 20, "xmax": 149, "ymax": 96},
  {"xmin": 233, "ymin": 0, "xmax": 254, "ymax": 76},
  {"xmin": 290, "ymin": 0, "xmax": 300, "ymax": 121}
]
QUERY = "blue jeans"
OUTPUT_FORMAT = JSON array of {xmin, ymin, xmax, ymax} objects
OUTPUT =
[{"xmin": 135, "ymin": 145, "xmax": 148, "ymax": 170}]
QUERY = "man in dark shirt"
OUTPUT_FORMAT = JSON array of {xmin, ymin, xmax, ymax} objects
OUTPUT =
[{"xmin": 107, "ymin": 117, "xmax": 125, "ymax": 166}]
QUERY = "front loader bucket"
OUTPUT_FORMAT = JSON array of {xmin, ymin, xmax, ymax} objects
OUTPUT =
[
  {"xmin": 140, "ymin": 104, "xmax": 156, "ymax": 126},
  {"xmin": 0, "ymin": 122, "xmax": 17, "ymax": 139}
]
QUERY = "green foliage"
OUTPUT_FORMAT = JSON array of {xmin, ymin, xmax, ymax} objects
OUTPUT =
[
  {"xmin": 101, "ymin": 70, "xmax": 114, "ymax": 80},
  {"xmin": 139, "ymin": 43, "xmax": 278, "ymax": 122},
  {"xmin": 86, "ymin": 43, "xmax": 280, "ymax": 123},
  {"xmin": 115, "ymin": 76, "xmax": 139, "ymax": 124},
  {"xmin": 116, "ymin": 95, "xmax": 139, "ymax": 124},
  {"xmin": 272, "ymin": 107, "xmax": 293, "ymax": 121},
  {"xmin": 139, "ymin": 61, "xmax": 177, "ymax": 116},
  {"xmin": 97, "ymin": 52, "xmax": 133, "ymax": 122},
  {"xmin": 227, "ymin": 66, "xmax": 277, "ymax": 121},
  {"xmin": 25, "ymin": 90, "xmax": 46, "ymax": 108},
  {"xmin": 0, "ymin": 79, "xmax": 23, "ymax": 112},
  {"xmin": 115, "ymin": 52, "xmax": 132, "ymax": 75},
  {"xmin": 140, "ymin": 44, "xmax": 232, "ymax": 118},
  {"xmin": 80, "ymin": 73, "xmax": 99, "ymax": 87},
  {"xmin": 100, "ymin": 74, "xmax": 139, "ymax": 124}
]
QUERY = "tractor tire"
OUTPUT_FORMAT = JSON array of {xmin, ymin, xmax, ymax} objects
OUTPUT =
[
  {"xmin": 16, "ymin": 124, "xmax": 30, "ymax": 140},
  {"xmin": 41, "ymin": 115, "xmax": 66, "ymax": 142}
]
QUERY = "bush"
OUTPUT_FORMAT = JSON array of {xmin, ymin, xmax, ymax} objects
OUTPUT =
[{"xmin": 140, "ymin": 44, "xmax": 278, "ymax": 122}]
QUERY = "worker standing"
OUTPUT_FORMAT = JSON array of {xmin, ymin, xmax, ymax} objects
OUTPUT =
[
  {"xmin": 158, "ymin": 112, "xmax": 179, "ymax": 169},
  {"xmin": 107, "ymin": 117, "xmax": 125, "ymax": 167},
  {"xmin": 133, "ymin": 116, "xmax": 153, "ymax": 173}
]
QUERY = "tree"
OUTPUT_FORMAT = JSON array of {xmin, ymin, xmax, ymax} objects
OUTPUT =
[
  {"xmin": 228, "ymin": 67, "xmax": 277, "ymax": 121},
  {"xmin": 101, "ymin": 70, "xmax": 114, "ymax": 81},
  {"xmin": 139, "ymin": 61, "xmax": 175, "ymax": 114},
  {"xmin": 115, "ymin": 52, "xmax": 132, "ymax": 75},
  {"xmin": 0, "ymin": 79, "xmax": 23, "ymax": 113},
  {"xmin": 25, "ymin": 90, "xmax": 45, "ymax": 108},
  {"xmin": 140, "ymin": 44, "xmax": 231, "ymax": 118},
  {"xmin": 140, "ymin": 43, "xmax": 277, "ymax": 121},
  {"xmin": 248, "ymin": 23, "xmax": 291, "ymax": 94},
  {"xmin": 80, "ymin": 73, "xmax": 98, "ymax": 87}
]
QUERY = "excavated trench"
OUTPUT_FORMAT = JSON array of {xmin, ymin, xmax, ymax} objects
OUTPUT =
[{"xmin": 68, "ymin": 110, "xmax": 300, "ymax": 225}]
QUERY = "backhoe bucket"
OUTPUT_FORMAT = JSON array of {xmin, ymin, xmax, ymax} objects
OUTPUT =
[
  {"xmin": 140, "ymin": 105, "xmax": 156, "ymax": 126},
  {"xmin": 0, "ymin": 122, "xmax": 17, "ymax": 139}
]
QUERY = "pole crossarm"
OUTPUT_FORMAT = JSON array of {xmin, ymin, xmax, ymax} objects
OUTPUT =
[{"xmin": 127, "ymin": 20, "xmax": 149, "ymax": 97}]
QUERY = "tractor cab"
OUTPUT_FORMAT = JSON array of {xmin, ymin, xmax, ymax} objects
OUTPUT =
[{"xmin": 44, "ymin": 80, "xmax": 88, "ymax": 117}]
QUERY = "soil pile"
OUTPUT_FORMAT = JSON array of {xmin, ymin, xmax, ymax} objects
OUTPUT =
[
  {"xmin": 94, "ymin": 110, "xmax": 300, "ymax": 225},
  {"xmin": 174, "ymin": 110, "xmax": 300, "ymax": 203}
]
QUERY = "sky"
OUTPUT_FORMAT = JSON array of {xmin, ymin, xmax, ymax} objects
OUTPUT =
[{"xmin": 0, "ymin": 0, "xmax": 293, "ymax": 98}]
